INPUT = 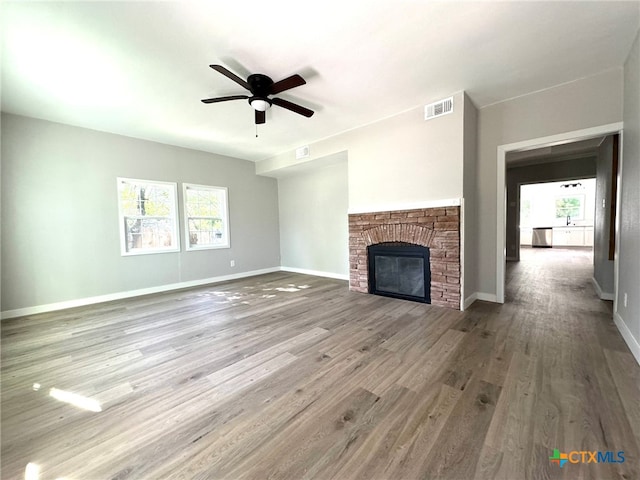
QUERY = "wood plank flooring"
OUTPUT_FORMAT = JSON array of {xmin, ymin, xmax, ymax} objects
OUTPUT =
[{"xmin": 2, "ymin": 247, "xmax": 639, "ymax": 479}]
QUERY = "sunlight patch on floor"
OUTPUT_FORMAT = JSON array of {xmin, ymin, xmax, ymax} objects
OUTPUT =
[
  {"xmin": 49, "ymin": 388, "xmax": 102, "ymax": 412},
  {"xmin": 25, "ymin": 462, "xmax": 39, "ymax": 480}
]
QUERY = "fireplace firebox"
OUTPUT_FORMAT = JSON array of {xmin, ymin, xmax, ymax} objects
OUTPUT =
[{"xmin": 367, "ymin": 243, "xmax": 431, "ymax": 304}]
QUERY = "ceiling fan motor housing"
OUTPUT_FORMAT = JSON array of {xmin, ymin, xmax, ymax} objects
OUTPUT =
[
  {"xmin": 247, "ymin": 74, "xmax": 274, "ymax": 111},
  {"xmin": 247, "ymin": 74, "xmax": 274, "ymax": 96}
]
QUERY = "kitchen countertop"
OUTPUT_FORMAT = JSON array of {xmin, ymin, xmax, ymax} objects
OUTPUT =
[{"xmin": 551, "ymin": 225, "xmax": 594, "ymax": 228}]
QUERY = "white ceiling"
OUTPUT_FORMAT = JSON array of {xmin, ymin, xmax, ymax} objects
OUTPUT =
[{"xmin": 2, "ymin": 1, "xmax": 639, "ymax": 162}]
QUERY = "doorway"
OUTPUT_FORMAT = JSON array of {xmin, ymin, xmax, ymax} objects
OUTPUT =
[
  {"xmin": 495, "ymin": 122, "xmax": 623, "ymax": 304},
  {"xmin": 506, "ymin": 178, "xmax": 597, "ymax": 304}
]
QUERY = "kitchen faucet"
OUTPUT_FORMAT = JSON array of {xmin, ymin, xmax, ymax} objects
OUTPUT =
[{"xmin": 566, "ymin": 215, "xmax": 571, "ymax": 226}]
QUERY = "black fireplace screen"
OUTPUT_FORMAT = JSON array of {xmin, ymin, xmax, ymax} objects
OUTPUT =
[{"xmin": 367, "ymin": 243, "xmax": 430, "ymax": 303}]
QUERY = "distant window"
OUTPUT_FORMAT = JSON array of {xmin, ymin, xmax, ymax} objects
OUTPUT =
[
  {"xmin": 520, "ymin": 198, "xmax": 531, "ymax": 227},
  {"xmin": 183, "ymin": 184, "xmax": 230, "ymax": 250},
  {"xmin": 555, "ymin": 195, "xmax": 585, "ymax": 221},
  {"xmin": 117, "ymin": 178, "xmax": 179, "ymax": 255}
]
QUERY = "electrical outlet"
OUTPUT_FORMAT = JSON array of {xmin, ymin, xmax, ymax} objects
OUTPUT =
[
  {"xmin": 230, "ymin": 260, "xmax": 235, "ymax": 267},
  {"xmin": 623, "ymin": 293, "xmax": 628, "ymax": 308},
  {"xmin": 602, "ymin": 198, "xmax": 606, "ymax": 208}
]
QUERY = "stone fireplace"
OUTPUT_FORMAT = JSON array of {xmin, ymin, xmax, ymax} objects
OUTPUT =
[{"xmin": 348, "ymin": 206, "xmax": 461, "ymax": 310}]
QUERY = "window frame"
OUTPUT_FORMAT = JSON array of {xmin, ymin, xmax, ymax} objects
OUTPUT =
[
  {"xmin": 182, "ymin": 183, "xmax": 231, "ymax": 251},
  {"xmin": 117, "ymin": 177, "xmax": 180, "ymax": 256}
]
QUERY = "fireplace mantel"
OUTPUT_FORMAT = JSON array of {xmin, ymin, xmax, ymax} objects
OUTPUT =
[{"xmin": 348, "ymin": 206, "xmax": 461, "ymax": 310}]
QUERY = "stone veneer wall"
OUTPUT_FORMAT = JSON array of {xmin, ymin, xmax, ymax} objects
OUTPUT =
[{"xmin": 348, "ymin": 206, "xmax": 461, "ymax": 309}]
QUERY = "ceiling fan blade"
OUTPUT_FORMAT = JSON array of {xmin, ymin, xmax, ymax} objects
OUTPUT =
[
  {"xmin": 270, "ymin": 74, "xmax": 306, "ymax": 95},
  {"xmin": 255, "ymin": 110, "xmax": 266, "ymax": 125},
  {"xmin": 210, "ymin": 64, "xmax": 250, "ymax": 90},
  {"xmin": 201, "ymin": 95, "xmax": 248, "ymax": 104},
  {"xmin": 272, "ymin": 97, "xmax": 314, "ymax": 118}
]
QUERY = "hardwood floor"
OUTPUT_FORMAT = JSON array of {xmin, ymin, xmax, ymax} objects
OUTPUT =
[{"xmin": 2, "ymin": 247, "xmax": 639, "ymax": 479}]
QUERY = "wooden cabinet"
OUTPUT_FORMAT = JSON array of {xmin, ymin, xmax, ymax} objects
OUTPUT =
[
  {"xmin": 552, "ymin": 228, "xmax": 570, "ymax": 246},
  {"xmin": 523, "ymin": 226, "xmax": 593, "ymax": 247},
  {"xmin": 520, "ymin": 227, "xmax": 532, "ymax": 245},
  {"xmin": 551, "ymin": 226, "xmax": 593, "ymax": 247},
  {"xmin": 568, "ymin": 228, "xmax": 584, "ymax": 245},
  {"xmin": 584, "ymin": 227, "xmax": 594, "ymax": 247}
]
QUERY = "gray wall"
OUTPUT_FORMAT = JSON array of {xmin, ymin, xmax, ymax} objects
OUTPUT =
[
  {"xmin": 0, "ymin": 113, "xmax": 3, "ymax": 313},
  {"xmin": 477, "ymin": 68, "xmax": 624, "ymax": 296},
  {"xmin": 1, "ymin": 114, "xmax": 280, "ymax": 312},
  {"xmin": 619, "ymin": 30, "xmax": 640, "ymax": 353},
  {"xmin": 505, "ymin": 157, "xmax": 597, "ymax": 261},
  {"xmin": 463, "ymin": 93, "xmax": 478, "ymax": 303},
  {"xmin": 258, "ymin": 91, "xmax": 465, "ymax": 210},
  {"xmin": 593, "ymin": 136, "xmax": 615, "ymax": 295},
  {"xmin": 278, "ymin": 161, "xmax": 349, "ymax": 277}
]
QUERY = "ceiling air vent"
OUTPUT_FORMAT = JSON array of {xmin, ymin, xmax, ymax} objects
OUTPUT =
[
  {"xmin": 296, "ymin": 145, "xmax": 310, "ymax": 159},
  {"xmin": 424, "ymin": 96, "xmax": 453, "ymax": 121}
]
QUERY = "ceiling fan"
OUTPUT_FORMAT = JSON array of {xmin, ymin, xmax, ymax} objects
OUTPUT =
[{"xmin": 201, "ymin": 64, "xmax": 314, "ymax": 125}]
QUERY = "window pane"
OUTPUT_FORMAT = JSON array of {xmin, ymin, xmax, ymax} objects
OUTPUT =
[
  {"xmin": 186, "ymin": 188, "xmax": 221, "ymax": 218},
  {"xmin": 144, "ymin": 185, "xmax": 171, "ymax": 216},
  {"xmin": 555, "ymin": 196, "xmax": 584, "ymax": 219},
  {"xmin": 125, "ymin": 217, "xmax": 175, "ymax": 251},
  {"xmin": 520, "ymin": 198, "xmax": 531, "ymax": 227},
  {"xmin": 119, "ymin": 183, "xmax": 141, "ymax": 216}
]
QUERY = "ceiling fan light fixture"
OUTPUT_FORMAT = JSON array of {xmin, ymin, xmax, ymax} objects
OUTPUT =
[{"xmin": 249, "ymin": 97, "xmax": 272, "ymax": 111}]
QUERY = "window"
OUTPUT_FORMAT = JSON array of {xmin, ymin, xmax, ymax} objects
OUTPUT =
[
  {"xmin": 555, "ymin": 194, "xmax": 585, "ymax": 221},
  {"xmin": 519, "ymin": 197, "xmax": 531, "ymax": 227},
  {"xmin": 117, "ymin": 178, "xmax": 179, "ymax": 255},
  {"xmin": 183, "ymin": 183, "xmax": 230, "ymax": 250}
]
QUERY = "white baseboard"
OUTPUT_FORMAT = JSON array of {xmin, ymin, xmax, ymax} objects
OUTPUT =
[
  {"xmin": 477, "ymin": 292, "xmax": 499, "ymax": 303},
  {"xmin": 464, "ymin": 292, "xmax": 499, "ymax": 309},
  {"xmin": 614, "ymin": 311, "xmax": 640, "ymax": 366},
  {"xmin": 591, "ymin": 277, "xmax": 615, "ymax": 301},
  {"xmin": 1, "ymin": 267, "xmax": 281, "ymax": 320},
  {"xmin": 464, "ymin": 292, "xmax": 478, "ymax": 310},
  {"xmin": 280, "ymin": 266, "xmax": 349, "ymax": 281}
]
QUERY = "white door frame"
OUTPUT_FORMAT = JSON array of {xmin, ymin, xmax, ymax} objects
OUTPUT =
[{"xmin": 495, "ymin": 122, "xmax": 623, "ymax": 303}]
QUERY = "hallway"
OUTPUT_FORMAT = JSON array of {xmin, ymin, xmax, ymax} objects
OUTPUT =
[
  {"xmin": 507, "ymin": 247, "xmax": 600, "ymax": 310},
  {"xmin": 496, "ymin": 246, "xmax": 640, "ymax": 477}
]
